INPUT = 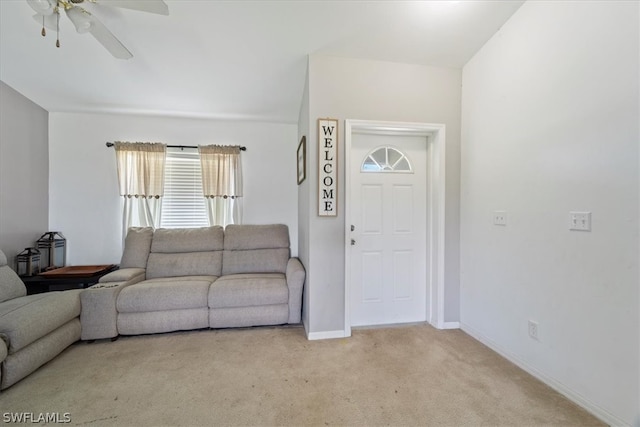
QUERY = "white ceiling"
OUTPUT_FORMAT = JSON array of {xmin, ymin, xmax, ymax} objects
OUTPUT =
[{"xmin": 0, "ymin": 0, "xmax": 524, "ymax": 124}]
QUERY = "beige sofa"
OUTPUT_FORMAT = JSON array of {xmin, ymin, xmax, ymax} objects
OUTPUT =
[
  {"xmin": 0, "ymin": 250, "xmax": 81, "ymax": 390},
  {"xmin": 81, "ymin": 224, "xmax": 305, "ymax": 340}
]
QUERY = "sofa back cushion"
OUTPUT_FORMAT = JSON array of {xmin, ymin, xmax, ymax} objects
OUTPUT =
[
  {"xmin": 120, "ymin": 227, "xmax": 154, "ymax": 269},
  {"xmin": 222, "ymin": 224, "xmax": 290, "ymax": 275},
  {"xmin": 0, "ymin": 250, "xmax": 26, "ymax": 303},
  {"xmin": 146, "ymin": 227, "xmax": 224, "ymax": 279}
]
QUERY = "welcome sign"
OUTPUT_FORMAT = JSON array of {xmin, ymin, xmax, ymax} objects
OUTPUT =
[{"xmin": 318, "ymin": 118, "xmax": 338, "ymax": 217}]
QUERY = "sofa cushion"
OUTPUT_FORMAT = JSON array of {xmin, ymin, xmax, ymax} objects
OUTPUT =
[
  {"xmin": 120, "ymin": 227, "xmax": 154, "ymax": 269},
  {"xmin": 209, "ymin": 273, "xmax": 288, "ymax": 308},
  {"xmin": 146, "ymin": 227, "xmax": 225, "ymax": 279},
  {"xmin": 0, "ymin": 265, "xmax": 27, "ymax": 304},
  {"xmin": 222, "ymin": 224, "xmax": 290, "ymax": 275},
  {"xmin": 117, "ymin": 276, "xmax": 215, "ymax": 312},
  {"xmin": 222, "ymin": 249, "xmax": 290, "ymax": 276},
  {"xmin": 147, "ymin": 252, "xmax": 222, "ymax": 279},
  {"xmin": 1, "ymin": 319, "xmax": 80, "ymax": 390},
  {"xmin": 223, "ymin": 224, "xmax": 289, "ymax": 250},
  {"xmin": 0, "ymin": 290, "xmax": 81, "ymax": 353},
  {"xmin": 151, "ymin": 227, "xmax": 224, "ymax": 253}
]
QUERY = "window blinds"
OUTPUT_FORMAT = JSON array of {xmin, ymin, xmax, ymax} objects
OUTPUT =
[{"xmin": 159, "ymin": 148, "xmax": 209, "ymax": 228}]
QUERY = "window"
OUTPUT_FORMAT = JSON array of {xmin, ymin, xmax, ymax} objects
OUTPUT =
[
  {"xmin": 361, "ymin": 146, "xmax": 412, "ymax": 173},
  {"xmin": 114, "ymin": 143, "xmax": 242, "ymax": 232},
  {"xmin": 160, "ymin": 148, "xmax": 209, "ymax": 228}
]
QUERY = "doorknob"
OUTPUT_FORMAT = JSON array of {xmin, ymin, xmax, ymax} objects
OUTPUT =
[
  {"xmin": 351, "ymin": 224, "xmax": 355, "ymax": 232},
  {"xmin": 351, "ymin": 239, "xmax": 356, "ymax": 246}
]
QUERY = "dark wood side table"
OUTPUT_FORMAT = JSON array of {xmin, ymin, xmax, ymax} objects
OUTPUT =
[{"xmin": 21, "ymin": 265, "xmax": 119, "ymax": 295}]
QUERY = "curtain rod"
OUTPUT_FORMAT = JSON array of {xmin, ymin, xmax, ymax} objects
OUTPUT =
[{"xmin": 105, "ymin": 142, "xmax": 246, "ymax": 151}]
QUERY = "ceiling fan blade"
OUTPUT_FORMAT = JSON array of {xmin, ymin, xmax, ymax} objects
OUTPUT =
[
  {"xmin": 26, "ymin": 0, "xmax": 57, "ymax": 16},
  {"xmin": 32, "ymin": 12, "xmax": 59, "ymax": 31},
  {"xmin": 86, "ymin": 18, "xmax": 133, "ymax": 59},
  {"xmin": 66, "ymin": 6, "xmax": 133, "ymax": 59},
  {"xmin": 65, "ymin": 6, "xmax": 93, "ymax": 33},
  {"xmin": 97, "ymin": 0, "xmax": 169, "ymax": 16}
]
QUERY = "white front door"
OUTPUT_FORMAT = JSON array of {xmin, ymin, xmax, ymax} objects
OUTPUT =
[{"xmin": 349, "ymin": 132, "xmax": 428, "ymax": 327}]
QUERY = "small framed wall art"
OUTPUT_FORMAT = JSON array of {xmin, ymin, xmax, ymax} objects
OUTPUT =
[
  {"xmin": 318, "ymin": 118, "xmax": 338, "ymax": 217},
  {"xmin": 297, "ymin": 136, "xmax": 306, "ymax": 185}
]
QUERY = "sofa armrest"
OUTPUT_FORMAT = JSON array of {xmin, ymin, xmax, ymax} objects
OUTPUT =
[
  {"xmin": 80, "ymin": 271, "xmax": 145, "ymax": 340},
  {"xmin": 285, "ymin": 257, "xmax": 305, "ymax": 324},
  {"xmin": 0, "ymin": 337, "xmax": 7, "ymax": 363},
  {"xmin": 0, "ymin": 338, "xmax": 6, "ymax": 389},
  {"xmin": 99, "ymin": 267, "xmax": 145, "ymax": 283}
]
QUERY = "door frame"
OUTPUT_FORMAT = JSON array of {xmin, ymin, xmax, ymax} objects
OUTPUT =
[{"xmin": 344, "ymin": 119, "xmax": 447, "ymax": 337}]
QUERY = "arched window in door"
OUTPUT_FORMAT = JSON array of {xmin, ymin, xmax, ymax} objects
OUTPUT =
[{"xmin": 361, "ymin": 146, "xmax": 412, "ymax": 173}]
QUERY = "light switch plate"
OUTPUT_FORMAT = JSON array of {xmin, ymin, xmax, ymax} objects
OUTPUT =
[{"xmin": 569, "ymin": 211, "xmax": 591, "ymax": 231}]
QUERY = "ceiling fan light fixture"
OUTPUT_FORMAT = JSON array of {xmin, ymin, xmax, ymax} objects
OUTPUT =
[
  {"xmin": 25, "ymin": 0, "xmax": 169, "ymax": 59},
  {"xmin": 66, "ymin": 6, "xmax": 93, "ymax": 33},
  {"xmin": 26, "ymin": 0, "xmax": 57, "ymax": 16}
]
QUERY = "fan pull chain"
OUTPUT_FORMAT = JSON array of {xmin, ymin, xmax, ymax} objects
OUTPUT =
[
  {"xmin": 56, "ymin": 12, "xmax": 60, "ymax": 48},
  {"xmin": 41, "ymin": 16, "xmax": 46, "ymax": 37}
]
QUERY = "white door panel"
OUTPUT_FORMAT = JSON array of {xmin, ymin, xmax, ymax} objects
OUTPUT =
[
  {"xmin": 350, "ymin": 133, "xmax": 427, "ymax": 327},
  {"xmin": 362, "ymin": 185, "xmax": 383, "ymax": 234}
]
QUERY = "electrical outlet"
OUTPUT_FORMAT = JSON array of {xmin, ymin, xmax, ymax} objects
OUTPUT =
[
  {"xmin": 569, "ymin": 211, "xmax": 591, "ymax": 231},
  {"xmin": 493, "ymin": 211, "xmax": 507, "ymax": 226},
  {"xmin": 528, "ymin": 320, "xmax": 539, "ymax": 341}
]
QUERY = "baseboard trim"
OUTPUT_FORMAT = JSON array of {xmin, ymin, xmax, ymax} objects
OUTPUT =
[
  {"xmin": 302, "ymin": 317, "xmax": 348, "ymax": 340},
  {"xmin": 306, "ymin": 329, "xmax": 348, "ymax": 340},
  {"xmin": 430, "ymin": 320, "xmax": 460, "ymax": 330},
  {"xmin": 440, "ymin": 321, "xmax": 460, "ymax": 330},
  {"xmin": 460, "ymin": 323, "xmax": 627, "ymax": 427}
]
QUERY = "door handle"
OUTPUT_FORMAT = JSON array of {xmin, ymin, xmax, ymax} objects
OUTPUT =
[
  {"xmin": 351, "ymin": 225, "xmax": 355, "ymax": 232},
  {"xmin": 351, "ymin": 239, "xmax": 356, "ymax": 246}
]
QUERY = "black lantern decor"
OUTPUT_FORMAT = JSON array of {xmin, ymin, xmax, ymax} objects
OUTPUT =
[
  {"xmin": 37, "ymin": 231, "xmax": 66, "ymax": 271},
  {"xmin": 16, "ymin": 248, "xmax": 41, "ymax": 277}
]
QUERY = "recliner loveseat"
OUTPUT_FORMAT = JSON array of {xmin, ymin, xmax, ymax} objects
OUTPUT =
[
  {"xmin": 81, "ymin": 224, "xmax": 304, "ymax": 340},
  {"xmin": 0, "ymin": 250, "xmax": 81, "ymax": 390}
]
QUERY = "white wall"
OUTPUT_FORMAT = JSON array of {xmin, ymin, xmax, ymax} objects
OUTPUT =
[
  {"xmin": 304, "ymin": 55, "xmax": 462, "ymax": 334},
  {"xmin": 49, "ymin": 112, "xmax": 298, "ymax": 264},
  {"xmin": 0, "ymin": 81, "xmax": 49, "ymax": 267},
  {"xmin": 460, "ymin": 1, "xmax": 639, "ymax": 425},
  {"xmin": 297, "ymin": 61, "xmax": 311, "ymax": 329}
]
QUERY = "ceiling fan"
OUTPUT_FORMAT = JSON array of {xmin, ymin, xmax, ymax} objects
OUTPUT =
[{"xmin": 26, "ymin": 0, "xmax": 169, "ymax": 59}]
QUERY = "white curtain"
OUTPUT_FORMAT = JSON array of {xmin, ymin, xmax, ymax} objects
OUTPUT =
[
  {"xmin": 114, "ymin": 142, "xmax": 166, "ymax": 239},
  {"xmin": 198, "ymin": 145, "xmax": 243, "ymax": 227}
]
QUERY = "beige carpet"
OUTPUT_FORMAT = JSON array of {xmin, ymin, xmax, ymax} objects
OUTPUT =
[{"xmin": 1, "ymin": 324, "xmax": 603, "ymax": 426}]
